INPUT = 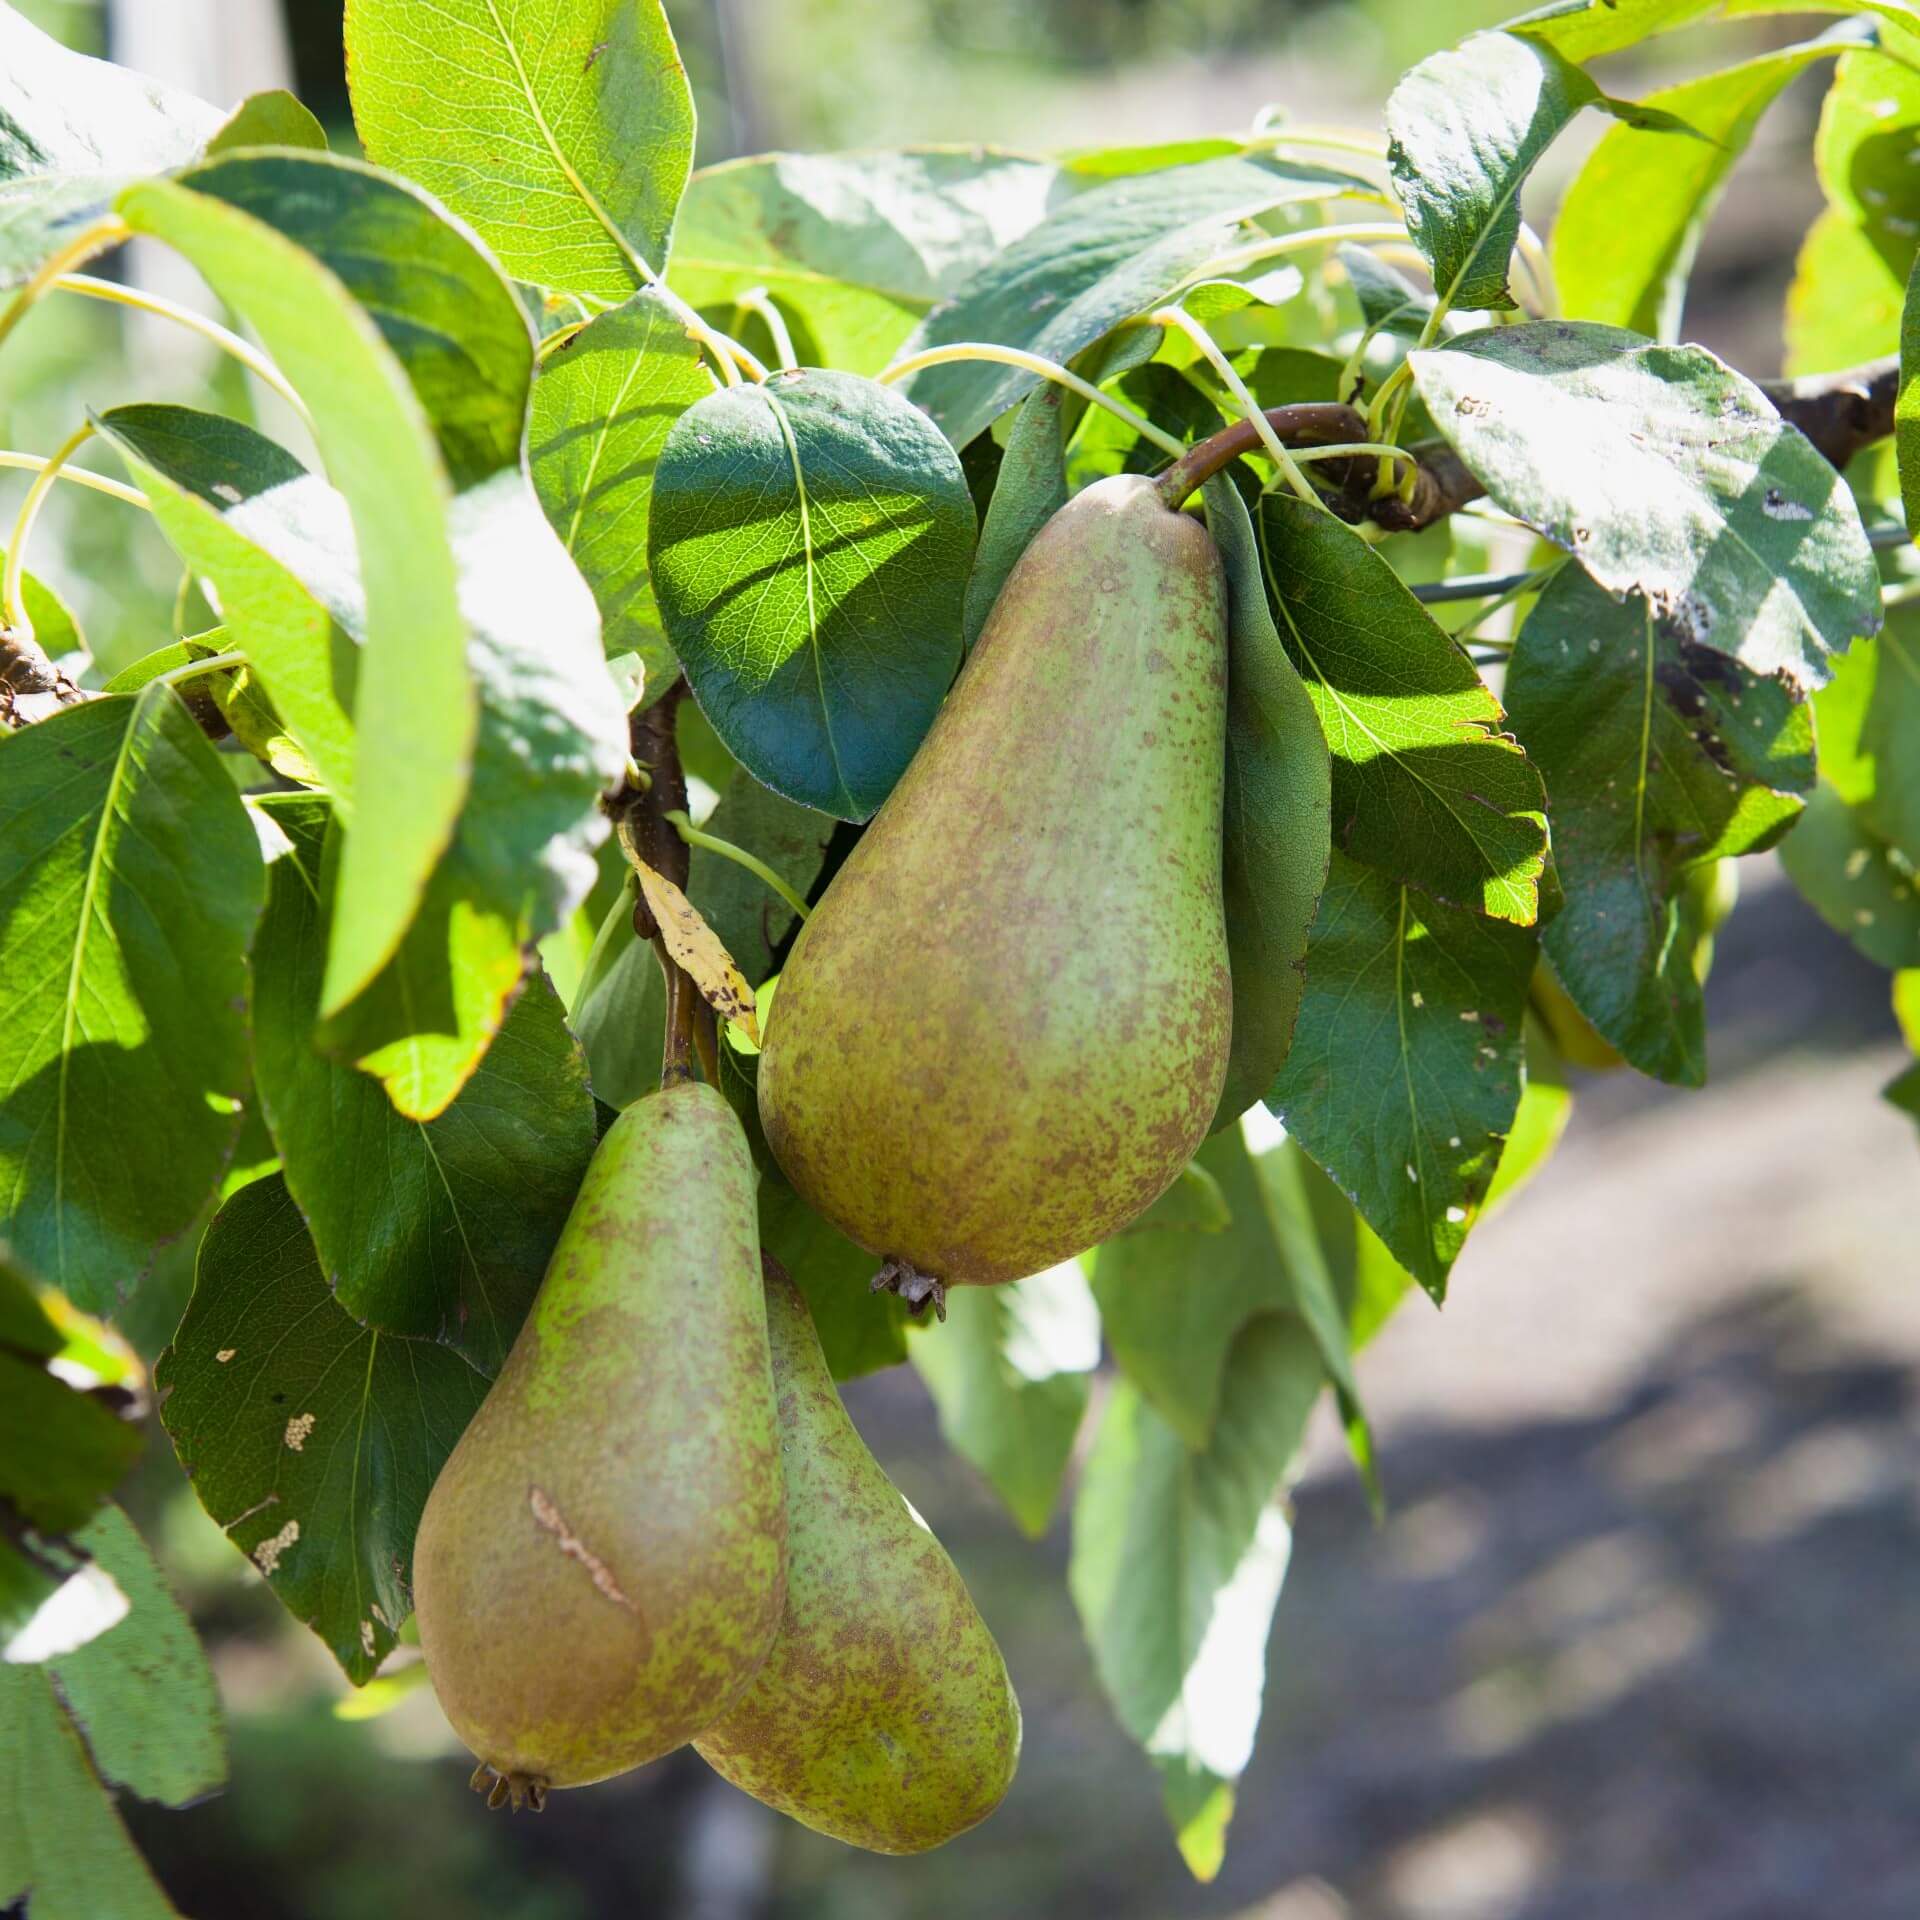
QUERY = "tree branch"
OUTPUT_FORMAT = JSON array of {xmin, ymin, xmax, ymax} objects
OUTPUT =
[{"xmin": 1164, "ymin": 353, "xmax": 1904, "ymax": 534}]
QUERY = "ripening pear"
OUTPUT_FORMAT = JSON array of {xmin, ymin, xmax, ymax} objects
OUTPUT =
[
  {"xmin": 413, "ymin": 1080, "xmax": 784, "ymax": 1808},
  {"xmin": 695, "ymin": 1260, "xmax": 1021, "ymax": 1851},
  {"xmin": 758, "ymin": 472, "xmax": 1231, "ymax": 1309}
]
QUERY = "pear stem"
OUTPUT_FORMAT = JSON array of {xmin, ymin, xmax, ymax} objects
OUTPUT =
[
  {"xmin": 1154, "ymin": 402, "xmax": 1374, "ymax": 510},
  {"xmin": 615, "ymin": 682, "xmax": 721, "ymax": 1091}
]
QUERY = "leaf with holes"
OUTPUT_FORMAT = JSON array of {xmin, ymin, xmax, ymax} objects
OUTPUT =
[
  {"xmin": 345, "ymin": 0, "xmax": 694, "ymax": 302},
  {"xmin": 1505, "ymin": 564, "xmax": 1812, "ymax": 1085},
  {"xmin": 0, "ymin": 690, "xmax": 264, "ymax": 1312},
  {"xmin": 157, "ymin": 1175, "xmax": 491, "ymax": 1682},
  {"xmin": 250, "ymin": 798, "xmax": 596, "ymax": 1374},
  {"xmin": 1255, "ymin": 492, "xmax": 1545, "ymax": 924},
  {"xmin": 1268, "ymin": 851, "xmax": 1535, "ymax": 1299},
  {"xmin": 1410, "ymin": 323, "xmax": 1881, "ymax": 684},
  {"xmin": 649, "ymin": 369, "xmax": 977, "ymax": 819}
]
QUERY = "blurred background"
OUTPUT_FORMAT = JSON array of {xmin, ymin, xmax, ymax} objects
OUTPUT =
[{"xmin": 7, "ymin": 3, "xmax": 1919, "ymax": 1917}]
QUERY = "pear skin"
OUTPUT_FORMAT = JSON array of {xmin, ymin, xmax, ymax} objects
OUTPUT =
[
  {"xmin": 695, "ymin": 1260, "xmax": 1021, "ymax": 1851},
  {"xmin": 413, "ymin": 1080, "xmax": 784, "ymax": 1801},
  {"xmin": 758, "ymin": 473, "xmax": 1231, "ymax": 1303}
]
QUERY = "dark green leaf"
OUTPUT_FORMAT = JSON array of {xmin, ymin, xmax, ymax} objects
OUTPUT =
[
  {"xmin": 0, "ymin": 690, "xmax": 264, "ymax": 1311},
  {"xmin": 908, "ymin": 1262, "xmax": 1098, "ymax": 1536},
  {"xmin": 1066, "ymin": 363, "xmax": 1222, "ymax": 491},
  {"xmin": 671, "ymin": 149, "xmax": 1068, "ymax": 377},
  {"xmin": 650, "ymin": 369, "xmax": 976, "ymax": 819},
  {"xmin": 1410, "ymin": 324, "xmax": 1881, "ymax": 684},
  {"xmin": 1552, "ymin": 32, "xmax": 1850, "ymax": 341},
  {"xmin": 1256, "ymin": 493, "xmax": 1546, "ymax": 923},
  {"xmin": 896, "ymin": 153, "xmax": 1371, "ymax": 449},
  {"xmin": 1505, "ymin": 563, "xmax": 1812, "ymax": 1084},
  {"xmin": 346, "ymin": 0, "xmax": 694, "ymax": 302},
  {"xmin": 1269, "ymin": 851, "xmax": 1535, "ymax": 1299},
  {"xmin": 965, "ymin": 386, "xmax": 1068, "ymax": 650},
  {"xmin": 1070, "ymin": 1312, "xmax": 1321, "ymax": 1882},
  {"xmin": 0, "ymin": 6, "xmax": 219, "ymax": 288},
  {"xmin": 158, "ymin": 1174, "xmax": 492, "ymax": 1682},
  {"xmin": 1205, "ymin": 479, "xmax": 1330, "ymax": 1125},
  {"xmin": 1387, "ymin": 31, "xmax": 1687, "ymax": 316},
  {"xmin": 0, "ymin": 1355, "xmax": 140, "ymax": 1536},
  {"xmin": 531, "ymin": 286, "xmax": 715, "ymax": 706},
  {"xmin": 1339, "ymin": 243, "xmax": 1432, "ymax": 339},
  {"xmin": 250, "ymin": 798, "xmax": 597, "ymax": 1373}
]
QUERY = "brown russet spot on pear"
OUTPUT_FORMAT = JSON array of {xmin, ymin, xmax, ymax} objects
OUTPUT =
[
  {"xmin": 695, "ymin": 1259, "xmax": 1021, "ymax": 1852},
  {"xmin": 413, "ymin": 1079, "xmax": 784, "ymax": 1803},
  {"xmin": 758, "ymin": 472, "xmax": 1232, "ymax": 1302}
]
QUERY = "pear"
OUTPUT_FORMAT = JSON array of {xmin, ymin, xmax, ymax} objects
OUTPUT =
[
  {"xmin": 758, "ymin": 472, "xmax": 1231, "ymax": 1310},
  {"xmin": 413, "ymin": 1079, "xmax": 784, "ymax": 1806},
  {"xmin": 695, "ymin": 1259, "xmax": 1021, "ymax": 1851}
]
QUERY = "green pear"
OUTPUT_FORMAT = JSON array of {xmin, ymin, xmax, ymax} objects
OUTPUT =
[
  {"xmin": 758, "ymin": 472, "xmax": 1231, "ymax": 1310},
  {"xmin": 695, "ymin": 1259, "xmax": 1021, "ymax": 1851},
  {"xmin": 413, "ymin": 1079, "xmax": 784, "ymax": 1807}
]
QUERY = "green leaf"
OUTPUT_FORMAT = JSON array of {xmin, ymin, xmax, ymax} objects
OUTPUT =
[
  {"xmin": 317, "ymin": 469, "xmax": 625, "ymax": 1117},
  {"xmin": 1507, "ymin": 1, "xmax": 1722, "ymax": 64},
  {"xmin": 1205, "ymin": 479, "xmax": 1331, "ymax": 1126},
  {"xmin": 0, "ymin": 1654, "xmax": 182, "ymax": 1918},
  {"xmin": 1779, "ymin": 781, "xmax": 1920, "ymax": 970},
  {"xmin": 1268, "ymin": 851, "xmax": 1535, "ymax": 1299},
  {"xmin": 345, "ymin": 0, "xmax": 694, "ymax": 303},
  {"xmin": 1255, "ymin": 493, "xmax": 1546, "ymax": 923},
  {"xmin": 909, "ymin": 1262, "xmax": 1098, "ymax": 1536},
  {"xmin": 530, "ymin": 286, "xmax": 715, "ymax": 706},
  {"xmin": 0, "ymin": 543, "xmax": 85, "ymax": 665},
  {"xmin": 178, "ymin": 151, "xmax": 534, "ymax": 491},
  {"xmin": 1066, "ymin": 363, "xmax": 1222, "ymax": 492},
  {"xmin": 39, "ymin": 1507, "xmax": 224, "ymax": 1806},
  {"xmin": 157, "ymin": 1174, "xmax": 492, "ymax": 1682},
  {"xmin": 649, "ymin": 369, "xmax": 976, "ymax": 819},
  {"xmin": 1387, "ymin": 31, "xmax": 1687, "ymax": 318},
  {"xmin": 93, "ymin": 405, "xmax": 358, "ymax": 799},
  {"xmin": 759, "ymin": 1180, "xmax": 909, "ymax": 1382},
  {"xmin": 1339, "ymin": 243, "xmax": 1433, "ymax": 340},
  {"xmin": 119, "ymin": 164, "xmax": 479, "ymax": 1019},
  {"xmin": 1814, "ymin": 610, "xmax": 1920, "ymax": 862},
  {"xmin": 0, "ymin": 4, "xmax": 220, "ymax": 288},
  {"xmin": 0, "ymin": 1257, "xmax": 60, "ymax": 1360},
  {"xmin": 205, "ymin": 88, "xmax": 328, "ymax": 156},
  {"xmin": 249, "ymin": 798, "xmax": 597, "ymax": 1374},
  {"xmin": 0, "ymin": 690, "xmax": 264, "ymax": 1311},
  {"xmin": 965, "ymin": 386, "xmax": 1069, "ymax": 651},
  {"xmin": 1070, "ymin": 1312, "xmax": 1321, "ymax": 1883},
  {"xmin": 0, "ymin": 1354, "xmax": 140, "ymax": 1537},
  {"xmin": 1551, "ymin": 32, "xmax": 1850, "ymax": 341},
  {"xmin": 671, "ymin": 148, "xmax": 1068, "ymax": 377},
  {"xmin": 1110, "ymin": 1161, "xmax": 1232, "ymax": 1235},
  {"xmin": 1410, "ymin": 324, "xmax": 1881, "ymax": 685},
  {"xmin": 1504, "ymin": 563, "xmax": 1812, "ymax": 1085},
  {"xmin": 1901, "ymin": 251, "xmax": 1920, "ymax": 537},
  {"xmin": 1788, "ymin": 207, "xmax": 1909, "ymax": 378},
  {"xmin": 1092, "ymin": 1125, "xmax": 1321, "ymax": 1450},
  {"xmin": 896, "ymin": 152, "xmax": 1371, "ymax": 449}
]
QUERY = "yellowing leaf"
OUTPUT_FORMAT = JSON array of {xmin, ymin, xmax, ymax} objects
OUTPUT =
[{"xmin": 633, "ymin": 858, "xmax": 761, "ymax": 1043}]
